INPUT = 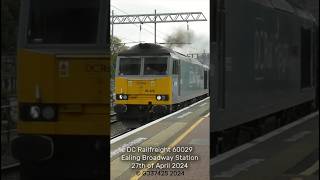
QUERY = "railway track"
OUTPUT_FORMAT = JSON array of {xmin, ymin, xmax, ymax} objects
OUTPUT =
[{"xmin": 110, "ymin": 112, "xmax": 118, "ymax": 124}]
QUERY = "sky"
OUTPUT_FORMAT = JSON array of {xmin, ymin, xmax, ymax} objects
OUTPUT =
[{"xmin": 110, "ymin": 0, "xmax": 210, "ymax": 54}]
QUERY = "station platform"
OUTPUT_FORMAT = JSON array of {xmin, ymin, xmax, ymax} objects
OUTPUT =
[
  {"xmin": 211, "ymin": 112, "xmax": 319, "ymax": 180},
  {"xmin": 110, "ymin": 97, "xmax": 210, "ymax": 180}
]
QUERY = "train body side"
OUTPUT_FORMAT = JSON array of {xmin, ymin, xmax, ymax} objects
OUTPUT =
[
  {"xmin": 177, "ymin": 57, "xmax": 209, "ymax": 103},
  {"xmin": 211, "ymin": 0, "xmax": 318, "ymax": 132}
]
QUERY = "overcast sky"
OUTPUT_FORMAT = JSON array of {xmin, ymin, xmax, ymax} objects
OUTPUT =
[{"xmin": 110, "ymin": 0, "xmax": 210, "ymax": 54}]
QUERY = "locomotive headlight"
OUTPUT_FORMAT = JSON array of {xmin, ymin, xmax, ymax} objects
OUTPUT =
[
  {"xmin": 41, "ymin": 106, "xmax": 56, "ymax": 120},
  {"xmin": 117, "ymin": 94, "xmax": 128, "ymax": 100},
  {"xmin": 122, "ymin": 94, "xmax": 128, "ymax": 100},
  {"xmin": 30, "ymin": 106, "xmax": 41, "ymax": 119},
  {"xmin": 156, "ymin": 95, "xmax": 168, "ymax": 101},
  {"xmin": 20, "ymin": 104, "xmax": 57, "ymax": 121}
]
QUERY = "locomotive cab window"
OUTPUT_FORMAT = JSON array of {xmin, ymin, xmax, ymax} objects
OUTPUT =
[
  {"xmin": 143, "ymin": 57, "xmax": 168, "ymax": 75},
  {"xmin": 119, "ymin": 58, "xmax": 141, "ymax": 75},
  {"xmin": 27, "ymin": 0, "xmax": 100, "ymax": 44}
]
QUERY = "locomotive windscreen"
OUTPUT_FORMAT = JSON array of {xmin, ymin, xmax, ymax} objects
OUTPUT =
[
  {"xmin": 27, "ymin": 0, "xmax": 100, "ymax": 44},
  {"xmin": 119, "ymin": 58, "xmax": 141, "ymax": 75},
  {"xmin": 143, "ymin": 57, "xmax": 168, "ymax": 75}
]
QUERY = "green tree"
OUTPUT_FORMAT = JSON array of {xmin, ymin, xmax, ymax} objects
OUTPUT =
[{"xmin": 111, "ymin": 36, "xmax": 128, "ymax": 78}]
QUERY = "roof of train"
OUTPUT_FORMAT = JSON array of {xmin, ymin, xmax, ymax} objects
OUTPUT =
[
  {"xmin": 118, "ymin": 43, "xmax": 209, "ymax": 68},
  {"xmin": 118, "ymin": 43, "xmax": 174, "ymax": 56}
]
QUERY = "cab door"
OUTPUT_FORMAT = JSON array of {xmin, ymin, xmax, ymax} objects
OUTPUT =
[{"xmin": 172, "ymin": 58, "xmax": 181, "ymax": 101}]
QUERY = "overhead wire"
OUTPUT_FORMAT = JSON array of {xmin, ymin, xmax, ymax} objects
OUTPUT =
[
  {"xmin": 111, "ymin": 5, "xmax": 161, "ymax": 39},
  {"xmin": 111, "ymin": 5, "xmax": 168, "ymax": 42},
  {"xmin": 111, "ymin": 5, "xmax": 168, "ymax": 38},
  {"xmin": 110, "ymin": 4, "xmax": 209, "ymax": 53}
]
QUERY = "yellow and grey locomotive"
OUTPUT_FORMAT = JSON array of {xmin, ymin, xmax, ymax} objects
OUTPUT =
[{"xmin": 114, "ymin": 43, "xmax": 209, "ymax": 123}]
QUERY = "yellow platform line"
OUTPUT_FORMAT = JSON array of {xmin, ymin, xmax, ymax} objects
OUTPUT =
[
  {"xmin": 300, "ymin": 160, "xmax": 319, "ymax": 176},
  {"xmin": 130, "ymin": 113, "xmax": 209, "ymax": 180}
]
